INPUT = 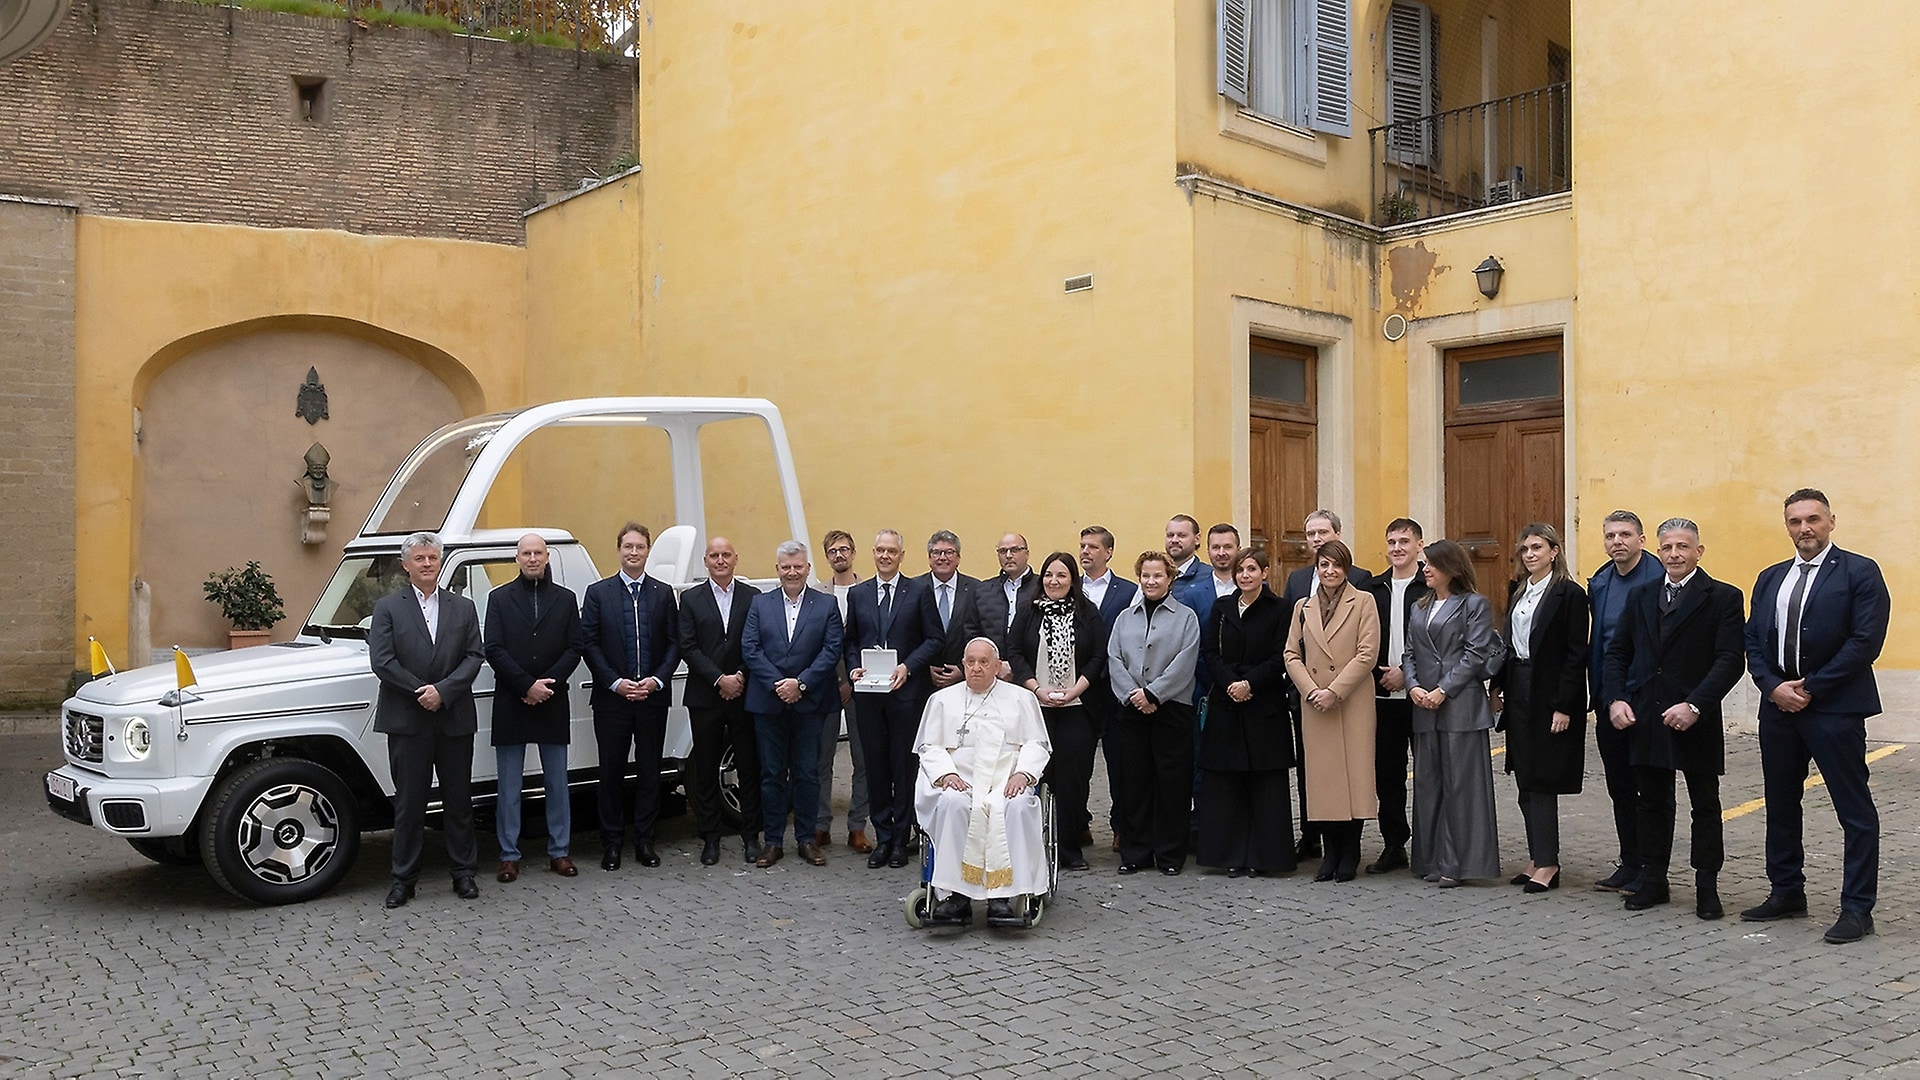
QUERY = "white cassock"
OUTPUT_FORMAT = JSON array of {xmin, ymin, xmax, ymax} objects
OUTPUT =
[{"xmin": 914, "ymin": 681, "xmax": 1052, "ymax": 900}]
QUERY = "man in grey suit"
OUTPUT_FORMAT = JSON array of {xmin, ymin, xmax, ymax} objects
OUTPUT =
[{"xmin": 369, "ymin": 531, "xmax": 486, "ymax": 908}]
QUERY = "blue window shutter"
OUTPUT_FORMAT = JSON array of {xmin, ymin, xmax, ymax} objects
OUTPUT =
[
  {"xmin": 1305, "ymin": 0, "xmax": 1352, "ymax": 136},
  {"xmin": 1219, "ymin": 0, "xmax": 1251, "ymax": 106}
]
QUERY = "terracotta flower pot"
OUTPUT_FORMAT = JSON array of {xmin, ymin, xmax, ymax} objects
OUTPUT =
[{"xmin": 227, "ymin": 629, "xmax": 272, "ymax": 651}]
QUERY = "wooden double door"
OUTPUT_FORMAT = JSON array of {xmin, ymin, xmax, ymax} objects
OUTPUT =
[
  {"xmin": 1247, "ymin": 338, "xmax": 1317, "ymax": 583},
  {"xmin": 1442, "ymin": 337, "xmax": 1565, "ymax": 622}
]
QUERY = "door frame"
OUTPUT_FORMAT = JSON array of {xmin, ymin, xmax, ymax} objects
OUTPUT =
[
  {"xmin": 1230, "ymin": 296, "xmax": 1355, "ymax": 543},
  {"xmin": 1402, "ymin": 298, "xmax": 1577, "ymax": 568}
]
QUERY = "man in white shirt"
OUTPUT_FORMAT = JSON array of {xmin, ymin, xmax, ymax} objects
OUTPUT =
[
  {"xmin": 1080, "ymin": 525, "xmax": 1138, "ymax": 849},
  {"xmin": 921, "ymin": 530, "xmax": 980, "ymax": 689},
  {"xmin": 812, "ymin": 529, "xmax": 872, "ymax": 854},
  {"xmin": 1364, "ymin": 517, "xmax": 1430, "ymax": 874}
]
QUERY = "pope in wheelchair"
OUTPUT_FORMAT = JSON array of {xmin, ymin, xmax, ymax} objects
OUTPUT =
[{"xmin": 908, "ymin": 637, "xmax": 1054, "ymax": 928}]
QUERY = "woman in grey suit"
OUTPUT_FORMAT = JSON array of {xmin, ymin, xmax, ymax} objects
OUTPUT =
[{"xmin": 1402, "ymin": 539, "xmax": 1501, "ymax": 887}]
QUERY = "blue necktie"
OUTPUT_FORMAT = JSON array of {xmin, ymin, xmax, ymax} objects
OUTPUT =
[{"xmin": 629, "ymin": 581, "xmax": 644, "ymax": 679}]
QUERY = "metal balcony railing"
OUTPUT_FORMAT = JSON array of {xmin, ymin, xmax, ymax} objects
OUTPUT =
[{"xmin": 1368, "ymin": 82, "xmax": 1570, "ymax": 226}]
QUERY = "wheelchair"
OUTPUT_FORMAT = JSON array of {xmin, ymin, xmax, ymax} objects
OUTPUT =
[{"xmin": 903, "ymin": 780, "xmax": 1058, "ymax": 930}]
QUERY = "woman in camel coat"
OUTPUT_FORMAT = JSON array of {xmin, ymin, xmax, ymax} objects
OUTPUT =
[{"xmin": 1284, "ymin": 539, "xmax": 1381, "ymax": 882}]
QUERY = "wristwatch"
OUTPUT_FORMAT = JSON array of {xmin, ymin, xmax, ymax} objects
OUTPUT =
[
  {"xmin": 798, "ymin": 681, "xmax": 809, "ymax": 693},
  {"xmin": 1684, "ymin": 702, "xmax": 1700, "ymax": 716}
]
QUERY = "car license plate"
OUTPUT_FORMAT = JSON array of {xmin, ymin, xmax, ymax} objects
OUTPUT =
[{"xmin": 46, "ymin": 772, "xmax": 75, "ymax": 802}]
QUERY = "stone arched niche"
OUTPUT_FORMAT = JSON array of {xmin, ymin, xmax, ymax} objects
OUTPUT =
[{"xmin": 137, "ymin": 323, "xmax": 465, "ymax": 650}]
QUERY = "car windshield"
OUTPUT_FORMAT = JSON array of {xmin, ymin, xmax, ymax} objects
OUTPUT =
[
  {"xmin": 302, "ymin": 555, "xmax": 409, "ymax": 639},
  {"xmin": 361, "ymin": 414, "xmax": 513, "ymax": 535}
]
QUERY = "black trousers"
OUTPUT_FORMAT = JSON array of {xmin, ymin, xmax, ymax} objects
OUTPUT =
[
  {"xmin": 1195, "ymin": 768, "xmax": 1294, "ymax": 872},
  {"xmin": 1634, "ymin": 765, "xmax": 1722, "ymax": 882},
  {"xmin": 388, "ymin": 729, "xmax": 477, "ymax": 885},
  {"xmin": 854, "ymin": 690, "xmax": 925, "ymax": 849},
  {"xmin": 1596, "ymin": 715, "xmax": 1641, "ymax": 870},
  {"xmin": 1759, "ymin": 709, "xmax": 1879, "ymax": 914},
  {"xmin": 1088, "ymin": 693, "xmax": 1122, "ymax": 830},
  {"xmin": 594, "ymin": 702, "xmax": 667, "ymax": 851},
  {"xmin": 1287, "ymin": 686, "xmax": 1316, "ymax": 842},
  {"xmin": 1113, "ymin": 700, "xmax": 1195, "ymax": 870},
  {"xmin": 1373, "ymin": 697, "xmax": 1413, "ymax": 850},
  {"xmin": 1040, "ymin": 705, "xmax": 1095, "ymax": 861},
  {"xmin": 688, "ymin": 700, "xmax": 761, "ymax": 841}
]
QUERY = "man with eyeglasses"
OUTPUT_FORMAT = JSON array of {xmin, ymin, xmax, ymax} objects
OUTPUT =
[
  {"xmin": 965, "ymin": 533, "xmax": 1042, "ymax": 674},
  {"xmin": 811, "ymin": 529, "xmax": 873, "ymax": 854},
  {"xmin": 919, "ymin": 530, "xmax": 979, "ymax": 690}
]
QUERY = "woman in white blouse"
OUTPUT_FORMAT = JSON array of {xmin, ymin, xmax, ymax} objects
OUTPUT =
[{"xmin": 1492, "ymin": 523, "xmax": 1590, "ymax": 894}]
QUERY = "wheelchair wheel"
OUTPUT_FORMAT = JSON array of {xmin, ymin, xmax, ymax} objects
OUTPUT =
[
  {"xmin": 904, "ymin": 884, "xmax": 931, "ymax": 929},
  {"xmin": 1026, "ymin": 895, "xmax": 1046, "ymax": 928}
]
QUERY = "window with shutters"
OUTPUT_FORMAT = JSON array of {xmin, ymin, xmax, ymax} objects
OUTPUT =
[
  {"xmin": 1218, "ymin": 0, "xmax": 1352, "ymax": 138},
  {"xmin": 1384, "ymin": 1, "xmax": 1437, "ymax": 164}
]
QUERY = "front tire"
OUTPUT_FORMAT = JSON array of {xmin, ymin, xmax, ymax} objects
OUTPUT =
[
  {"xmin": 717, "ymin": 740, "xmax": 746, "ymax": 833},
  {"xmin": 127, "ymin": 836, "xmax": 201, "ymax": 866},
  {"xmin": 904, "ymin": 884, "xmax": 930, "ymax": 928},
  {"xmin": 199, "ymin": 758, "xmax": 360, "ymax": 905}
]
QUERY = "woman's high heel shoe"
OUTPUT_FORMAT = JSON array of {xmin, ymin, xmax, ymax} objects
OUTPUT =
[{"xmin": 1522, "ymin": 870, "xmax": 1562, "ymax": 894}]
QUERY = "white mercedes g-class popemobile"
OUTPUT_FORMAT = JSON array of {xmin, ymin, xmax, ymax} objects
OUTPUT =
[{"xmin": 45, "ymin": 397, "xmax": 812, "ymax": 904}]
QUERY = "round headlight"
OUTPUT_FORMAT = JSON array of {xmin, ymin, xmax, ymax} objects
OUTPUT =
[{"xmin": 124, "ymin": 718, "xmax": 152, "ymax": 759}]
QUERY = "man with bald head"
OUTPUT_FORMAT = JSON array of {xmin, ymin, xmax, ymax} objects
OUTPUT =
[
  {"xmin": 678, "ymin": 535, "xmax": 764, "ymax": 865},
  {"xmin": 482, "ymin": 533, "xmax": 582, "ymax": 884},
  {"xmin": 965, "ymin": 532, "xmax": 1041, "ymax": 665}
]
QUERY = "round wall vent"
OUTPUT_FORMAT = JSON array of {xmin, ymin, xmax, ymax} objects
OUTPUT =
[{"xmin": 1382, "ymin": 313, "xmax": 1408, "ymax": 341}]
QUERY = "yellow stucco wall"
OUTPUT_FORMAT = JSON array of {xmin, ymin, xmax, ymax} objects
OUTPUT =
[
  {"xmin": 627, "ymin": 3, "xmax": 1198, "ymax": 575},
  {"xmin": 74, "ymin": 216, "xmax": 525, "ymax": 665},
  {"xmin": 1574, "ymin": 1, "xmax": 1920, "ymax": 665}
]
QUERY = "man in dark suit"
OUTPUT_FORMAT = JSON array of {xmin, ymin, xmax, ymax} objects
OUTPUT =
[
  {"xmin": 844, "ymin": 529, "xmax": 945, "ymax": 868},
  {"xmin": 965, "ymin": 532, "xmax": 1041, "ymax": 665},
  {"xmin": 579, "ymin": 522, "xmax": 681, "ymax": 871},
  {"xmin": 741, "ymin": 539, "xmax": 845, "ymax": 868},
  {"xmin": 1586, "ymin": 509, "xmax": 1666, "ymax": 893},
  {"xmin": 369, "ymin": 531, "xmax": 485, "ymax": 908},
  {"xmin": 1741, "ymin": 489, "xmax": 1891, "ymax": 944},
  {"xmin": 481, "ymin": 533, "xmax": 582, "ymax": 884},
  {"xmin": 1602, "ymin": 517, "xmax": 1745, "ymax": 920},
  {"xmin": 919, "ymin": 529, "xmax": 979, "ymax": 690},
  {"xmin": 1365, "ymin": 517, "xmax": 1431, "ymax": 873},
  {"xmin": 1080, "ymin": 525, "xmax": 1138, "ymax": 847},
  {"xmin": 1165, "ymin": 514, "xmax": 1204, "ymax": 598},
  {"xmin": 1281, "ymin": 509, "xmax": 1375, "ymax": 860},
  {"xmin": 677, "ymin": 536, "xmax": 763, "ymax": 867}
]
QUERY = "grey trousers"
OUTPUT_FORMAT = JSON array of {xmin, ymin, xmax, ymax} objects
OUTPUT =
[
  {"xmin": 1410, "ymin": 728, "xmax": 1501, "ymax": 881},
  {"xmin": 815, "ymin": 704, "xmax": 869, "ymax": 833}
]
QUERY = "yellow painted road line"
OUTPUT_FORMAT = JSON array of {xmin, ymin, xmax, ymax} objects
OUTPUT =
[{"xmin": 1722, "ymin": 743, "xmax": 1906, "ymax": 822}]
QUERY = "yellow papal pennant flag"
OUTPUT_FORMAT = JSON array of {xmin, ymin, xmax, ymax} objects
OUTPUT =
[
  {"xmin": 88, "ymin": 637, "xmax": 115, "ymax": 676},
  {"xmin": 172, "ymin": 646, "xmax": 198, "ymax": 691}
]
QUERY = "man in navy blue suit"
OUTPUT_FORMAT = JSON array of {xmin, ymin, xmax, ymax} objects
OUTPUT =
[
  {"xmin": 1741, "ymin": 489, "xmax": 1891, "ymax": 944},
  {"xmin": 579, "ymin": 522, "xmax": 681, "ymax": 872},
  {"xmin": 844, "ymin": 529, "xmax": 945, "ymax": 869},
  {"xmin": 1080, "ymin": 526, "xmax": 1138, "ymax": 848},
  {"xmin": 742, "ymin": 539, "xmax": 845, "ymax": 868}
]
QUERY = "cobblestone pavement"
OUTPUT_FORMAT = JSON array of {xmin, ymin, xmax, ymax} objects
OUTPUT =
[{"xmin": 4, "ymin": 728, "xmax": 1919, "ymax": 1079}]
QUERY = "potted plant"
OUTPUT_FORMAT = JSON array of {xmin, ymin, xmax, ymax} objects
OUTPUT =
[{"xmin": 203, "ymin": 562, "xmax": 287, "ymax": 650}]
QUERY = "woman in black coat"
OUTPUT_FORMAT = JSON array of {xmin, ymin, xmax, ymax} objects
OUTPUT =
[
  {"xmin": 1196, "ymin": 548, "xmax": 1295, "ymax": 876},
  {"xmin": 1009, "ymin": 551, "xmax": 1106, "ymax": 871},
  {"xmin": 480, "ymin": 541, "xmax": 582, "ymax": 877},
  {"xmin": 1492, "ymin": 523, "xmax": 1589, "ymax": 894}
]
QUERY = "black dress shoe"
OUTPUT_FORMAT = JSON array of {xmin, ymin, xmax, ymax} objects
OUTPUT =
[
  {"xmin": 932, "ymin": 894, "xmax": 972, "ymax": 921},
  {"xmin": 742, "ymin": 836, "xmax": 765, "ymax": 864},
  {"xmin": 453, "ymin": 876, "xmax": 479, "ymax": 900},
  {"xmin": 1313, "ymin": 858, "xmax": 1337, "ymax": 883},
  {"xmin": 1739, "ymin": 892, "xmax": 1808, "ymax": 921},
  {"xmin": 700, "ymin": 838, "xmax": 721, "ymax": 866},
  {"xmin": 383, "ymin": 882, "xmax": 415, "ymax": 909},
  {"xmin": 1063, "ymin": 853, "xmax": 1091, "ymax": 872},
  {"xmin": 1117, "ymin": 862, "xmax": 1143, "ymax": 875},
  {"xmin": 1523, "ymin": 871, "xmax": 1562, "ymax": 895},
  {"xmin": 986, "ymin": 898, "xmax": 1019, "ymax": 926},
  {"xmin": 637, "ymin": 844, "xmax": 661, "ymax": 868},
  {"xmin": 888, "ymin": 843, "xmax": 909, "ymax": 869},
  {"xmin": 1623, "ymin": 880, "xmax": 1671, "ymax": 910},
  {"xmin": 1824, "ymin": 910, "xmax": 1875, "ymax": 944},
  {"xmin": 1160, "ymin": 863, "xmax": 1183, "ymax": 876},
  {"xmin": 1696, "ymin": 881, "xmax": 1723, "ymax": 920},
  {"xmin": 601, "ymin": 850, "xmax": 622, "ymax": 871},
  {"xmin": 1594, "ymin": 865, "xmax": 1640, "ymax": 892},
  {"xmin": 1365, "ymin": 846, "xmax": 1408, "ymax": 875},
  {"xmin": 867, "ymin": 847, "xmax": 890, "ymax": 869}
]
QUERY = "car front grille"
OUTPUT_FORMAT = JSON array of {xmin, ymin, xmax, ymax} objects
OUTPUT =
[{"xmin": 64, "ymin": 711, "xmax": 104, "ymax": 763}]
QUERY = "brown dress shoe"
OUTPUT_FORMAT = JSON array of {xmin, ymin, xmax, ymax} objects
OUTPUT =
[
  {"xmin": 797, "ymin": 841, "xmax": 827, "ymax": 866},
  {"xmin": 848, "ymin": 829, "xmax": 874, "ymax": 854},
  {"xmin": 496, "ymin": 860, "xmax": 519, "ymax": 883},
  {"xmin": 814, "ymin": 830, "xmax": 832, "ymax": 848},
  {"xmin": 756, "ymin": 846, "xmax": 784, "ymax": 869},
  {"xmin": 549, "ymin": 856, "xmax": 578, "ymax": 877}
]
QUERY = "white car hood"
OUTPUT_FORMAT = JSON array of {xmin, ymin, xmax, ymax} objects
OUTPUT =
[{"xmin": 73, "ymin": 641, "xmax": 373, "ymax": 707}]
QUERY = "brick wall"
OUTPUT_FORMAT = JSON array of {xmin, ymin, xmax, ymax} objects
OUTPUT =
[
  {"xmin": 0, "ymin": 0, "xmax": 635, "ymax": 245},
  {"xmin": 0, "ymin": 197, "xmax": 77, "ymax": 707}
]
